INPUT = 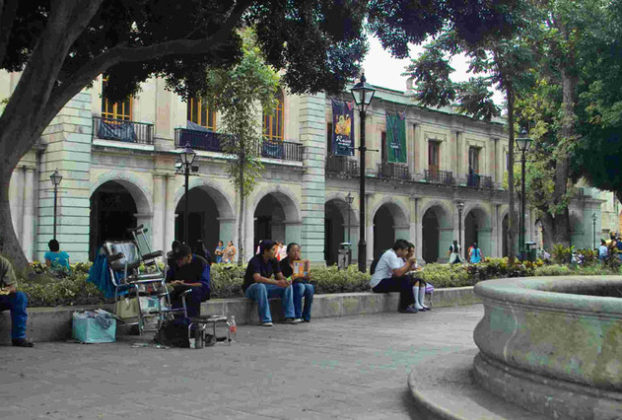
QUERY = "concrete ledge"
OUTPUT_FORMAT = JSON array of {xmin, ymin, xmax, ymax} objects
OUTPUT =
[{"xmin": 0, "ymin": 287, "xmax": 479, "ymax": 343}]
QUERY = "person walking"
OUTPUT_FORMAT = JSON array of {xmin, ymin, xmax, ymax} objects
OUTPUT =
[{"xmin": 448, "ymin": 240, "xmax": 462, "ymax": 264}]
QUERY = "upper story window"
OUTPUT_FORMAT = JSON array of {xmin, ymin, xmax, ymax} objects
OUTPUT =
[
  {"xmin": 428, "ymin": 141, "xmax": 440, "ymax": 173},
  {"xmin": 263, "ymin": 90, "xmax": 284, "ymax": 141},
  {"xmin": 187, "ymin": 97, "xmax": 217, "ymax": 130},
  {"xmin": 469, "ymin": 146, "xmax": 480, "ymax": 174},
  {"xmin": 101, "ymin": 77, "xmax": 132, "ymax": 121}
]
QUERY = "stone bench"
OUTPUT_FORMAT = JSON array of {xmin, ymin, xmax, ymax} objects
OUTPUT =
[{"xmin": 0, "ymin": 287, "xmax": 480, "ymax": 344}]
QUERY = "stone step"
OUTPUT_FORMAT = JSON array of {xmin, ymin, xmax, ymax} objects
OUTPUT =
[{"xmin": 408, "ymin": 348, "xmax": 549, "ymax": 420}]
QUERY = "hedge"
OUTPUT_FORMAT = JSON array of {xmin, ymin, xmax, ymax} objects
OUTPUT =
[{"xmin": 15, "ymin": 257, "xmax": 622, "ymax": 307}]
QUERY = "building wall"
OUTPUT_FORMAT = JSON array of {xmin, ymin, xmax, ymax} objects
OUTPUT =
[{"xmin": 3, "ymin": 72, "xmax": 613, "ymax": 264}]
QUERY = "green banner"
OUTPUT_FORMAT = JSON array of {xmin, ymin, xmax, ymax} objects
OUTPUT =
[{"xmin": 386, "ymin": 112, "xmax": 406, "ymax": 163}]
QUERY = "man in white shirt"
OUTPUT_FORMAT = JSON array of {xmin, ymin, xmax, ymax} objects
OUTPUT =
[{"xmin": 370, "ymin": 239, "xmax": 419, "ymax": 313}]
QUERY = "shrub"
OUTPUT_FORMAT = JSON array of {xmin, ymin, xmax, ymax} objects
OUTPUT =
[{"xmin": 552, "ymin": 244, "xmax": 574, "ymax": 264}]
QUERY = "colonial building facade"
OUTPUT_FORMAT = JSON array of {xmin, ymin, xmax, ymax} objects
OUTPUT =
[{"xmin": 2, "ymin": 71, "xmax": 616, "ymax": 264}]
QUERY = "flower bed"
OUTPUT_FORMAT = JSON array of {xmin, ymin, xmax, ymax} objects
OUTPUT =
[{"xmin": 17, "ymin": 258, "xmax": 620, "ymax": 307}]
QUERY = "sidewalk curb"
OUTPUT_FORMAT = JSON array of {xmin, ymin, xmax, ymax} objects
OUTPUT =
[{"xmin": 0, "ymin": 287, "xmax": 479, "ymax": 343}]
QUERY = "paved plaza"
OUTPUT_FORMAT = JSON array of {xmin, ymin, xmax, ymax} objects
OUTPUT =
[{"xmin": 0, "ymin": 305, "xmax": 483, "ymax": 420}]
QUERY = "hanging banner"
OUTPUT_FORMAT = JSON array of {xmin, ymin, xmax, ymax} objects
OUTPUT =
[
  {"xmin": 386, "ymin": 112, "xmax": 406, "ymax": 163},
  {"xmin": 331, "ymin": 99, "xmax": 355, "ymax": 156}
]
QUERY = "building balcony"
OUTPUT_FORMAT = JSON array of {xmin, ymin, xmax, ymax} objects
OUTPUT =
[
  {"xmin": 424, "ymin": 169, "xmax": 454, "ymax": 185},
  {"xmin": 93, "ymin": 116, "xmax": 154, "ymax": 145},
  {"xmin": 467, "ymin": 173, "xmax": 494, "ymax": 189},
  {"xmin": 174, "ymin": 128, "xmax": 303, "ymax": 162},
  {"xmin": 326, "ymin": 155, "xmax": 359, "ymax": 178},
  {"xmin": 377, "ymin": 162, "xmax": 410, "ymax": 181}
]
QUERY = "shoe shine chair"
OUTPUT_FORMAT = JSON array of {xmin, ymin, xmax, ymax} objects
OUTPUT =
[{"xmin": 102, "ymin": 224, "xmax": 190, "ymax": 335}]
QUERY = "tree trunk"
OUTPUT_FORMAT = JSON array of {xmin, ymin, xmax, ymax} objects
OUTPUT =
[
  {"xmin": 237, "ymin": 154, "xmax": 245, "ymax": 266},
  {"xmin": 0, "ymin": 165, "xmax": 27, "ymax": 271},
  {"xmin": 540, "ymin": 212, "xmax": 555, "ymax": 252},
  {"xmin": 506, "ymin": 86, "xmax": 517, "ymax": 263}
]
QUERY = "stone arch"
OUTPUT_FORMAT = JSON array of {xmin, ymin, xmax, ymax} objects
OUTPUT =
[
  {"xmin": 463, "ymin": 204, "xmax": 492, "ymax": 260},
  {"xmin": 371, "ymin": 199, "xmax": 410, "ymax": 259},
  {"xmin": 90, "ymin": 171, "xmax": 152, "ymax": 215},
  {"xmin": 324, "ymin": 196, "xmax": 359, "ymax": 265},
  {"xmin": 252, "ymin": 186, "xmax": 302, "ymax": 250},
  {"xmin": 173, "ymin": 178, "xmax": 235, "ymax": 220},
  {"xmin": 173, "ymin": 178, "xmax": 236, "ymax": 251},
  {"xmin": 420, "ymin": 201, "xmax": 453, "ymax": 263}
]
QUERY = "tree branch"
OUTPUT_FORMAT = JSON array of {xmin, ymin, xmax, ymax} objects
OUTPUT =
[{"xmin": 0, "ymin": 0, "xmax": 18, "ymax": 66}]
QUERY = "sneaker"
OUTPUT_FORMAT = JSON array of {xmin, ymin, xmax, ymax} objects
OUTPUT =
[
  {"xmin": 398, "ymin": 305, "xmax": 418, "ymax": 314},
  {"xmin": 303, "ymin": 319, "xmax": 311, "ymax": 323},
  {"xmin": 261, "ymin": 321, "xmax": 273, "ymax": 327},
  {"xmin": 12, "ymin": 338, "xmax": 34, "ymax": 347},
  {"xmin": 285, "ymin": 318, "xmax": 302, "ymax": 324}
]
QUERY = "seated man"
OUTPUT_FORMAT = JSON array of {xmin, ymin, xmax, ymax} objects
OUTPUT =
[
  {"xmin": 0, "ymin": 254, "xmax": 33, "ymax": 346},
  {"xmin": 243, "ymin": 240, "xmax": 299, "ymax": 326},
  {"xmin": 370, "ymin": 239, "xmax": 419, "ymax": 313},
  {"xmin": 166, "ymin": 244, "xmax": 210, "ymax": 318},
  {"xmin": 280, "ymin": 242, "xmax": 314, "ymax": 322}
]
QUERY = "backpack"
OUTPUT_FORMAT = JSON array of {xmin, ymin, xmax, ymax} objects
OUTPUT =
[{"xmin": 154, "ymin": 319, "xmax": 190, "ymax": 348}]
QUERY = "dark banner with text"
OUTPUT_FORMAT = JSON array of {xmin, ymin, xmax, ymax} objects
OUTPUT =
[{"xmin": 331, "ymin": 99, "xmax": 355, "ymax": 156}]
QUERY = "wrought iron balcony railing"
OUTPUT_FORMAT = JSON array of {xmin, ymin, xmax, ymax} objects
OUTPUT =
[
  {"xmin": 467, "ymin": 173, "xmax": 494, "ymax": 189},
  {"xmin": 481, "ymin": 175, "xmax": 494, "ymax": 189},
  {"xmin": 93, "ymin": 116, "xmax": 154, "ymax": 145},
  {"xmin": 424, "ymin": 169, "xmax": 454, "ymax": 185},
  {"xmin": 175, "ymin": 128, "xmax": 303, "ymax": 162},
  {"xmin": 326, "ymin": 155, "xmax": 359, "ymax": 177},
  {"xmin": 378, "ymin": 162, "xmax": 410, "ymax": 181}
]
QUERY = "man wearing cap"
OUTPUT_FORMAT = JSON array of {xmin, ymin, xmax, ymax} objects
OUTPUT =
[
  {"xmin": 166, "ymin": 244, "xmax": 210, "ymax": 318},
  {"xmin": 0, "ymin": 254, "xmax": 34, "ymax": 347},
  {"xmin": 243, "ymin": 239, "xmax": 299, "ymax": 326}
]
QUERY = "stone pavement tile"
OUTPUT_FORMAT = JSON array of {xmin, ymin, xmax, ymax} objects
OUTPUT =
[{"xmin": 0, "ymin": 305, "xmax": 484, "ymax": 420}]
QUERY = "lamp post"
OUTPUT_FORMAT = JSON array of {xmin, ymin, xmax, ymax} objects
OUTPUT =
[
  {"xmin": 592, "ymin": 213, "xmax": 597, "ymax": 250},
  {"xmin": 457, "ymin": 201, "xmax": 464, "ymax": 258},
  {"xmin": 345, "ymin": 192, "xmax": 353, "ymax": 245},
  {"xmin": 516, "ymin": 129, "xmax": 533, "ymax": 260},
  {"xmin": 178, "ymin": 143, "xmax": 196, "ymax": 244},
  {"xmin": 351, "ymin": 73, "xmax": 376, "ymax": 272},
  {"xmin": 49, "ymin": 169, "xmax": 63, "ymax": 240}
]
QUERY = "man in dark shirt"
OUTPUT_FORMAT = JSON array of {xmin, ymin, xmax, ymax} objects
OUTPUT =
[
  {"xmin": 280, "ymin": 243, "xmax": 314, "ymax": 322},
  {"xmin": 0, "ymin": 254, "xmax": 33, "ymax": 346},
  {"xmin": 166, "ymin": 244, "xmax": 210, "ymax": 318},
  {"xmin": 243, "ymin": 239, "xmax": 298, "ymax": 326}
]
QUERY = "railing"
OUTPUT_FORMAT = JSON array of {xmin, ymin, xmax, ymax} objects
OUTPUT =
[
  {"xmin": 174, "ymin": 128, "xmax": 303, "ymax": 162},
  {"xmin": 467, "ymin": 173, "xmax": 481, "ymax": 188},
  {"xmin": 93, "ymin": 116, "xmax": 154, "ymax": 145},
  {"xmin": 425, "ymin": 169, "xmax": 454, "ymax": 185},
  {"xmin": 174, "ymin": 128, "xmax": 231, "ymax": 152},
  {"xmin": 481, "ymin": 175, "xmax": 494, "ymax": 189},
  {"xmin": 258, "ymin": 139, "xmax": 303, "ymax": 162},
  {"xmin": 378, "ymin": 162, "xmax": 410, "ymax": 181},
  {"xmin": 326, "ymin": 155, "xmax": 359, "ymax": 177}
]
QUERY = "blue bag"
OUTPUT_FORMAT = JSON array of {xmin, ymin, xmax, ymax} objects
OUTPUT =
[{"xmin": 72, "ymin": 310, "xmax": 117, "ymax": 343}]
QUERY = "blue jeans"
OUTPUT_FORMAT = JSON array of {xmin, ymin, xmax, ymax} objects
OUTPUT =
[
  {"xmin": 170, "ymin": 286, "xmax": 207, "ymax": 318},
  {"xmin": 0, "ymin": 292, "xmax": 28, "ymax": 339},
  {"xmin": 293, "ymin": 282, "xmax": 314, "ymax": 321},
  {"xmin": 245, "ymin": 283, "xmax": 295, "ymax": 323}
]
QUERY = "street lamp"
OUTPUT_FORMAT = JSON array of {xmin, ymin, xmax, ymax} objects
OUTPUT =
[
  {"xmin": 49, "ymin": 169, "xmax": 62, "ymax": 240},
  {"xmin": 178, "ymin": 143, "xmax": 196, "ymax": 244},
  {"xmin": 516, "ymin": 128, "xmax": 533, "ymax": 260},
  {"xmin": 457, "ymin": 201, "xmax": 464, "ymax": 259},
  {"xmin": 351, "ymin": 73, "xmax": 376, "ymax": 272},
  {"xmin": 592, "ymin": 213, "xmax": 597, "ymax": 250}
]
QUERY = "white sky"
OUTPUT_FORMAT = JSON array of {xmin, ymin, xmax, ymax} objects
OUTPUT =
[{"xmin": 362, "ymin": 35, "xmax": 505, "ymax": 105}]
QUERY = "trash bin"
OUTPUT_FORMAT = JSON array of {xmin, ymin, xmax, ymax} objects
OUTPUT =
[
  {"xmin": 525, "ymin": 241, "xmax": 537, "ymax": 262},
  {"xmin": 337, "ymin": 242, "xmax": 351, "ymax": 270}
]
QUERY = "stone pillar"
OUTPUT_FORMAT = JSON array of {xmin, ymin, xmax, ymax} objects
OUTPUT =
[
  {"xmin": 366, "ymin": 222, "xmax": 374, "ymax": 264},
  {"xmin": 152, "ymin": 174, "xmax": 166, "ymax": 252},
  {"xmin": 298, "ymin": 93, "xmax": 326, "ymax": 264},
  {"xmin": 412, "ymin": 197, "xmax": 423, "ymax": 261},
  {"xmin": 22, "ymin": 167, "xmax": 35, "ymax": 260},
  {"xmin": 164, "ymin": 174, "xmax": 177, "ymax": 250},
  {"xmin": 455, "ymin": 130, "xmax": 463, "ymax": 184},
  {"xmin": 217, "ymin": 217, "xmax": 236, "ymax": 245},
  {"xmin": 37, "ymin": 90, "xmax": 93, "ymax": 262},
  {"xmin": 439, "ymin": 227, "xmax": 454, "ymax": 263},
  {"xmin": 408, "ymin": 122, "xmax": 416, "ymax": 177}
]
